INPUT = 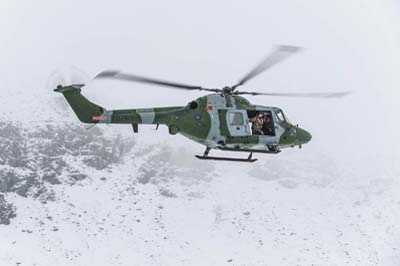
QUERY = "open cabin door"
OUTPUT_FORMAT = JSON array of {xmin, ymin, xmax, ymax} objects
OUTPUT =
[{"xmin": 219, "ymin": 110, "xmax": 251, "ymax": 137}]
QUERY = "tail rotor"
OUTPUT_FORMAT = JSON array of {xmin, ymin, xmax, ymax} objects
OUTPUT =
[{"xmin": 46, "ymin": 66, "xmax": 90, "ymax": 91}]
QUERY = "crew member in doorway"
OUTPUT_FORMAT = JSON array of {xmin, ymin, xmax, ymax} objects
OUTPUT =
[
  {"xmin": 251, "ymin": 113, "xmax": 264, "ymax": 135},
  {"xmin": 262, "ymin": 114, "xmax": 275, "ymax": 136}
]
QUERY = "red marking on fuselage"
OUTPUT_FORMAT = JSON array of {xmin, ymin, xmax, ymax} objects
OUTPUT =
[{"xmin": 92, "ymin": 115, "xmax": 107, "ymax": 121}]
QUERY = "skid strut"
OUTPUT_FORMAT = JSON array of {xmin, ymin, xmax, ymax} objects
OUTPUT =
[{"xmin": 195, "ymin": 147, "xmax": 257, "ymax": 163}]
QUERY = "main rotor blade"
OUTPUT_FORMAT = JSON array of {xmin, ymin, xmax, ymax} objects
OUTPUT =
[
  {"xmin": 235, "ymin": 91, "xmax": 351, "ymax": 98},
  {"xmin": 95, "ymin": 70, "xmax": 220, "ymax": 92},
  {"xmin": 233, "ymin": 45, "xmax": 301, "ymax": 89}
]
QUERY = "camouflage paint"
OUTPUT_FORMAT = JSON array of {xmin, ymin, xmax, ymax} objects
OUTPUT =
[{"xmin": 55, "ymin": 85, "xmax": 312, "ymax": 152}]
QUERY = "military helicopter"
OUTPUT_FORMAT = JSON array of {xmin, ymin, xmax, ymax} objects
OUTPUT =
[{"xmin": 54, "ymin": 45, "xmax": 349, "ymax": 162}]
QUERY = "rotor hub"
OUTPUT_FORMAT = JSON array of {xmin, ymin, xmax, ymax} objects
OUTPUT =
[{"xmin": 222, "ymin": 86, "xmax": 233, "ymax": 94}]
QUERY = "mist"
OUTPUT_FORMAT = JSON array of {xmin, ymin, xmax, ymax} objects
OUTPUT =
[{"xmin": 0, "ymin": 1, "xmax": 399, "ymax": 265}]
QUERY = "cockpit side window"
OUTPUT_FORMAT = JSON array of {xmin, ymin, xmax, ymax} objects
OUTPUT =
[{"xmin": 276, "ymin": 110, "xmax": 285, "ymax": 123}]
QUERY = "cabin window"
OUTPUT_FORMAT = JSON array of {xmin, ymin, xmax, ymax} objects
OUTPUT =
[
  {"xmin": 228, "ymin": 112, "xmax": 244, "ymax": 126},
  {"xmin": 248, "ymin": 111, "xmax": 275, "ymax": 136},
  {"xmin": 189, "ymin": 101, "xmax": 198, "ymax": 109}
]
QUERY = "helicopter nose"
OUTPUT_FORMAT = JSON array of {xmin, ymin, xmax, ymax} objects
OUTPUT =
[{"xmin": 297, "ymin": 127, "xmax": 312, "ymax": 144}]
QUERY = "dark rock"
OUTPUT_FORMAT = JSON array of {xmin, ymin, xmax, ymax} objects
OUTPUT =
[
  {"xmin": 159, "ymin": 189, "xmax": 177, "ymax": 198},
  {"xmin": 0, "ymin": 194, "xmax": 16, "ymax": 225},
  {"xmin": 69, "ymin": 173, "xmax": 88, "ymax": 182}
]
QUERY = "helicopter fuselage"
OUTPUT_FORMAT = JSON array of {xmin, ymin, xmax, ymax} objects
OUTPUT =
[
  {"xmin": 55, "ymin": 86, "xmax": 311, "ymax": 155},
  {"xmin": 97, "ymin": 93, "xmax": 312, "ymax": 151}
]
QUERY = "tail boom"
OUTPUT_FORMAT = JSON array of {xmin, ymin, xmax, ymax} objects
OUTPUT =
[
  {"xmin": 55, "ymin": 85, "xmax": 183, "ymax": 125},
  {"xmin": 54, "ymin": 85, "xmax": 106, "ymax": 124}
]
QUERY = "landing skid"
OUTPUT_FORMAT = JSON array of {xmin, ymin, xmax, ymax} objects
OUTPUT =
[
  {"xmin": 195, "ymin": 153, "xmax": 257, "ymax": 163},
  {"xmin": 195, "ymin": 147, "xmax": 257, "ymax": 163}
]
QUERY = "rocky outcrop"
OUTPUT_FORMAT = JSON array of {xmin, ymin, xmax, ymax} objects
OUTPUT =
[
  {"xmin": 0, "ymin": 121, "xmax": 134, "ymax": 223},
  {"xmin": 0, "ymin": 194, "xmax": 16, "ymax": 225}
]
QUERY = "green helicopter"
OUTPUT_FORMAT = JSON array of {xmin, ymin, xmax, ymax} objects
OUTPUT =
[{"xmin": 54, "ymin": 45, "xmax": 349, "ymax": 162}]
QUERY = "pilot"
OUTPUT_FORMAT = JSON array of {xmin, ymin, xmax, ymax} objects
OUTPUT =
[
  {"xmin": 262, "ymin": 114, "xmax": 274, "ymax": 136},
  {"xmin": 251, "ymin": 113, "xmax": 264, "ymax": 135}
]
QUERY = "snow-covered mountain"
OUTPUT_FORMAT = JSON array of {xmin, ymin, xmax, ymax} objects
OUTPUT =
[
  {"xmin": 0, "ymin": 85, "xmax": 399, "ymax": 266},
  {"xmin": 1, "ymin": 1, "xmax": 400, "ymax": 265}
]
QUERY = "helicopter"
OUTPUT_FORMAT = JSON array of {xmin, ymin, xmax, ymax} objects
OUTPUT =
[{"xmin": 54, "ymin": 45, "xmax": 349, "ymax": 162}]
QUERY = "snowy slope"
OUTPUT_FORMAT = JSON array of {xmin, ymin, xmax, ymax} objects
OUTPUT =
[{"xmin": 0, "ymin": 85, "xmax": 400, "ymax": 266}]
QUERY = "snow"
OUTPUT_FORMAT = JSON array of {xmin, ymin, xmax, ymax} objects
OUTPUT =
[{"xmin": 1, "ymin": 118, "xmax": 399, "ymax": 265}]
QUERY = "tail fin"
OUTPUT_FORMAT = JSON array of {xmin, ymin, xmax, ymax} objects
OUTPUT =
[{"xmin": 54, "ymin": 85, "xmax": 105, "ymax": 123}]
